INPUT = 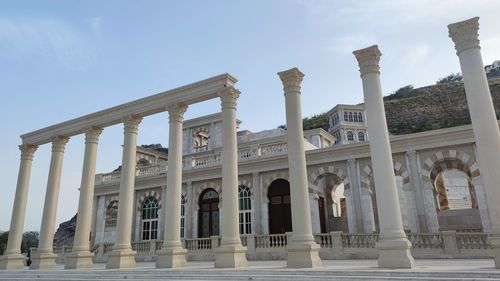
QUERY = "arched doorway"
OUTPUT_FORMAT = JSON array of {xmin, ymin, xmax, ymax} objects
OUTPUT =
[
  {"xmin": 198, "ymin": 188, "xmax": 220, "ymax": 238},
  {"xmin": 268, "ymin": 179, "xmax": 292, "ymax": 234}
]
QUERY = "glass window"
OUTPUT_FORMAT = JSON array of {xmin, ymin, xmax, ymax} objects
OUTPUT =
[
  {"xmin": 238, "ymin": 185, "xmax": 252, "ymax": 234},
  {"xmin": 358, "ymin": 112, "xmax": 363, "ymax": 122},
  {"xmin": 142, "ymin": 197, "xmax": 159, "ymax": 240},
  {"xmin": 348, "ymin": 112, "xmax": 353, "ymax": 122},
  {"xmin": 347, "ymin": 131, "xmax": 354, "ymax": 141},
  {"xmin": 180, "ymin": 195, "xmax": 187, "ymax": 238},
  {"xmin": 358, "ymin": 132, "xmax": 365, "ymax": 142},
  {"xmin": 344, "ymin": 112, "xmax": 348, "ymax": 122}
]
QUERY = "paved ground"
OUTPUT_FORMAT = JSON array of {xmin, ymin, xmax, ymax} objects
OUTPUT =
[{"xmin": 1, "ymin": 259, "xmax": 500, "ymax": 280}]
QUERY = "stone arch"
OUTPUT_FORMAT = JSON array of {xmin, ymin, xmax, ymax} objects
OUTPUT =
[
  {"xmin": 262, "ymin": 171, "xmax": 289, "ymax": 204},
  {"xmin": 308, "ymin": 165, "xmax": 349, "ymax": 188},
  {"xmin": 137, "ymin": 190, "xmax": 161, "ymax": 211},
  {"xmin": 193, "ymin": 180, "xmax": 222, "ymax": 210},
  {"xmin": 419, "ymin": 149, "xmax": 489, "ymax": 232}
]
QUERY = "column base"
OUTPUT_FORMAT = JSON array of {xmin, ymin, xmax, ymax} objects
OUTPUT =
[
  {"xmin": 64, "ymin": 251, "xmax": 94, "ymax": 269},
  {"xmin": 376, "ymin": 238, "xmax": 415, "ymax": 269},
  {"xmin": 286, "ymin": 242, "xmax": 321, "ymax": 268},
  {"xmin": 214, "ymin": 245, "xmax": 247, "ymax": 268},
  {"xmin": 105, "ymin": 248, "xmax": 136, "ymax": 269},
  {"xmin": 30, "ymin": 252, "xmax": 57, "ymax": 269},
  {"xmin": 156, "ymin": 247, "xmax": 187, "ymax": 268},
  {"xmin": 0, "ymin": 253, "xmax": 26, "ymax": 270}
]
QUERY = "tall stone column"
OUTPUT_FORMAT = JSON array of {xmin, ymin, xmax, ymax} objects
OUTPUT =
[
  {"xmin": 65, "ymin": 126, "xmax": 103, "ymax": 269},
  {"xmin": 31, "ymin": 136, "xmax": 70, "ymax": 269},
  {"xmin": 0, "ymin": 144, "xmax": 38, "ymax": 269},
  {"xmin": 448, "ymin": 17, "xmax": 500, "ymax": 267},
  {"xmin": 353, "ymin": 46, "xmax": 415, "ymax": 268},
  {"xmin": 214, "ymin": 87, "xmax": 248, "ymax": 268},
  {"xmin": 157, "ymin": 103, "xmax": 188, "ymax": 268},
  {"xmin": 278, "ymin": 68, "xmax": 321, "ymax": 268},
  {"xmin": 106, "ymin": 116, "xmax": 142, "ymax": 269}
]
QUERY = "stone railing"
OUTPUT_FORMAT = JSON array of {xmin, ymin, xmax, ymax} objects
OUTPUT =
[
  {"xmin": 104, "ymin": 218, "xmax": 117, "ymax": 228},
  {"xmin": 341, "ymin": 233, "xmax": 379, "ymax": 248},
  {"xmin": 191, "ymin": 153, "xmax": 221, "ymax": 168},
  {"xmin": 83, "ymin": 231, "xmax": 494, "ymax": 263},
  {"xmin": 408, "ymin": 233, "xmax": 444, "ymax": 249},
  {"xmin": 95, "ymin": 141, "xmax": 291, "ymax": 185},
  {"xmin": 255, "ymin": 234, "xmax": 288, "ymax": 248},
  {"xmin": 456, "ymin": 232, "xmax": 491, "ymax": 249}
]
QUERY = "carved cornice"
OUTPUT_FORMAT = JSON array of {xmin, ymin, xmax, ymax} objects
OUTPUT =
[
  {"xmin": 277, "ymin": 67, "xmax": 304, "ymax": 95},
  {"xmin": 19, "ymin": 144, "xmax": 38, "ymax": 161},
  {"xmin": 84, "ymin": 126, "xmax": 103, "ymax": 144},
  {"xmin": 51, "ymin": 136, "xmax": 70, "ymax": 153},
  {"xmin": 353, "ymin": 45, "xmax": 382, "ymax": 76},
  {"xmin": 122, "ymin": 115, "xmax": 143, "ymax": 135},
  {"xmin": 167, "ymin": 103, "xmax": 188, "ymax": 123},
  {"xmin": 448, "ymin": 17, "xmax": 480, "ymax": 55},
  {"xmin": 218, "ymin": 86, "xmax": 240, "ymax": 110}
]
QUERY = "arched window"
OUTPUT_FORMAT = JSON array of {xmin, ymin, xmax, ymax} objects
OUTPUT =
[
  {"xmin": 180, "ymin": 195, "xmax": 187, "ymax": 238},
  {"xmin": 353, "ymin": 112, "xmax": 359, "ymax": 122},
  {"xmin": 343, "ymin": 112, "xmax": 348, "ymax": 121},
  {"xmin": 238, "ymin": 185, "xmax": 252, "ymax": 234},
  {"xmin": 358, "ymin": 112, "xmax": 363, "ymax": 122},
  {"xmin": 358, "ymin": 132, "xmax": 365, "ymax": 142},
  {"xmin": 142, "ymin": 197, "xmax": 159, "ymax": 240},
  {"xmin": 347, "ymin": 131, "xmax": 354, "ymax": 141},
  {"xmin": 348, "ymin": 112, "xmax": 353, "ymax": 122}
]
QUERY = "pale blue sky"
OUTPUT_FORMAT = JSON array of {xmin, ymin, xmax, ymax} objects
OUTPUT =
[{"xmin": 1, "ymin": 0, "xmax": 499, "ymax": 232}]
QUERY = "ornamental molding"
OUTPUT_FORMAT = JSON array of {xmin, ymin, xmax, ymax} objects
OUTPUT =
[
  {"xmin": 167, "ymin": 103, "xmax": 188, "ymax": 123},
  {"xmin": 84, "ymin": 126, "xmax": 103, "ymax": 144},
  {"xmin": 51, "ymin": 136, "xmax": 70, "ymax": 153},
  {"xmin": 353, "ymin": 45, "xmax": 382, "ymax": 76},
  {"xmin": 218, "ymin": 86, "xmax": 240, "ymax": 110},
  {"xmin": 448, "ymin": 17, "xmax": 480, "ymax": 55},
  {"xmin": 278, "ymin": 67, "xmax": 304, "ymax": 94},
  {"xmin": 19, "ymin": 144, "xmax": 38, "ymax": 161},
  {"xmin": 122, "ymin": 115, "xmax": 143, "ymax": 134}
]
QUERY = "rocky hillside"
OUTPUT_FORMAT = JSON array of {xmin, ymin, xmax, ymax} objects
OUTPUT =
[
  {"xmin": 53, "ymin": 214, "xmax": 77, "ymax": 246},
  {"xmin": 300, "ymin": 77, "xmax": 500, "ymax": 135}
]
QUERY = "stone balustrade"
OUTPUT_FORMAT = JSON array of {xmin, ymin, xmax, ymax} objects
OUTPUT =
[
  {"xmin": 36, "ymin": 231, "xmax": 495, "ymax": 264},
  {"xmin": 95, "ymin": 142, "xmax": 289, "ymax": 185}
]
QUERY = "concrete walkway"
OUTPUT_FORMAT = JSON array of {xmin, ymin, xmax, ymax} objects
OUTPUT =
[{"xmin": 1, "ymin": 259, "xmax": 500, "ymax": 280}]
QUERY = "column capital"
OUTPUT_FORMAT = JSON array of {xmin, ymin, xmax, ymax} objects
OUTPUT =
[
  {"xmin": 19, "ymin": 144, "xmax": 38, "ymax": 161},
  {"xmin": 353, "ymin": 45, "xmax": 381, "ymax": 76},
  {"xmin": 122, "ymin": 115, "xmax": 143, "ymax": 134},
  {"xmin": 167, "ymin": 103, "xmax": 188, "ymax": 123},
  {"xmin": 278, "ymin": 67, "xmax": 304, "ymax": 94},
  {"xmin": 51, "ymin": 136, "xmax": 69, "ymax": 153},
  {"xmin": 84, "ymin": 126, "xmax": 103, "ymax": 144},
  {"xmin": 218, "ymin": 86, "xmax": 240, "ymax": 110},
  {"xmin": 448, "ymin": 17, "xmax": 480, "ymax": 55}
]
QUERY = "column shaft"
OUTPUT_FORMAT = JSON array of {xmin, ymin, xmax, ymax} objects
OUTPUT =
[
  {"xmin": 31, "ymin": 136, "xmax": 69, "ymax": 269},
  {"xmin": 214, "ymin": 87, "xmax": 247, "ymax": 268},
  {"xmin": 448, "ymin": 17, "xmax": 500, "ymax": 267},
  {"xmin": 106, "ymin": 116, "xmax": 142, "ymax": 269},
  {"xmin": 353, "ymin": 45, "xmax": 414, "ymax": 268},
  {"xmin": 0, "ymin": 144, "xmax": 37, "ymax": 270},
  {"xmin": 278, "ymin": 68, "xmax": 321, "ymax": 268},
  {"xmin": 157, "ymin": 104, "xmax": 187, "ymax": 268},
  {"xmin": 65, "ymin": 126, "xmax": 102, "ymax": 269}
]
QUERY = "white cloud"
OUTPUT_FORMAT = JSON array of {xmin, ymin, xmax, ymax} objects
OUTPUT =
[
  {"xmin": 0, "ymin": 17, "xmax": 95, "ymax": 70},
  {"xmin": 481, "ymin": 37, "xmax": 500, "ymax": 65}
]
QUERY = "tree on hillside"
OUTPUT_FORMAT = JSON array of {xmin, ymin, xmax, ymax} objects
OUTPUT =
[
  {"xmin": 384, "ymin": 85, "xmax": 414, "ymax": 101},
  {"xmin": 0, "ymin": 231, "xmax": 39, "ymax": 255},
  {"xmin": 437, "ymin": 73, "xmax": 462, "ymax": 84}
]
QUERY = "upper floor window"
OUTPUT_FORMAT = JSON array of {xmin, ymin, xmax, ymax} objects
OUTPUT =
[
  {"xmin": 348, "ymin": 112, "xmax": 353, "ymax": 122},
  {"xmin": 180, "ymin": 195, "xmax": 187, "ymax": 238},
  {"xmin": 358, "ymin": 132, "xmax": 365, "ymax": 142},
  {"xmin": 353, "ymin": 112, "xmax": 359, "ymax": 122},
  {"xmin": 334, "ymin": 131, "xmax": 341, "ymax": 144},
  {"xmin": 343, "ymin": 112, "xmax": 348, "ymax": 122},
  {"xmin": 347, "ymin": 131, "xmax": 354, "ymax": 141},
  {"xmin": 358, "ymin": 112, "xmax": 363, "ymax": 123}
]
